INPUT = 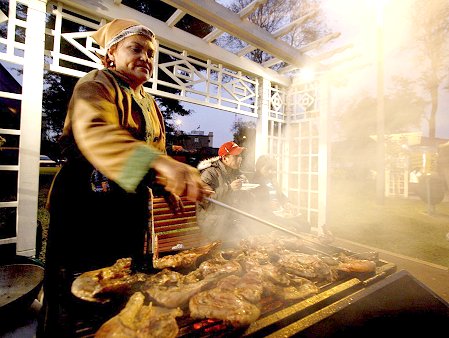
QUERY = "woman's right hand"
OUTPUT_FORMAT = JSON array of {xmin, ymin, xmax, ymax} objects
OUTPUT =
[{"xmin": 152, "ymin": 155, "xmax": 209, "ymax": 202}]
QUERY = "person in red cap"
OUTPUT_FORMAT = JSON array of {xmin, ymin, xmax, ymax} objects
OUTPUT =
[{"xmin": 196, "ymin": 141, "xmax": 249, "ymax": 244}]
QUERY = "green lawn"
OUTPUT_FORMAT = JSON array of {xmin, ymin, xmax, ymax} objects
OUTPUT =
[{"xmin": 328, "ymin": 179, "xmax": 449, "ymax": 267}]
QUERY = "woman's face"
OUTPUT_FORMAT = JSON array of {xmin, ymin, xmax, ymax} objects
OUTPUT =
[{"xmin": 108, "ymin": 34, "xmax": 156, "ymax": 88}]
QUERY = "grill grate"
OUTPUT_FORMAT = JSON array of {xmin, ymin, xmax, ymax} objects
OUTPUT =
[{"xmin": 73, "ymin": 256, "xmax": 397, "ymax": 337}]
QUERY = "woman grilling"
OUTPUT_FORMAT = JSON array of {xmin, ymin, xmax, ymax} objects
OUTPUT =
[{"xmin": 37, "ymin": 19, "xmax": 208, "ymax": 337}]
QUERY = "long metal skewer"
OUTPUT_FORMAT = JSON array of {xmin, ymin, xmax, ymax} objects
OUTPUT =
[{"xmin": 204, "ymin": 197, "xmax": 330, "ymax": 253}]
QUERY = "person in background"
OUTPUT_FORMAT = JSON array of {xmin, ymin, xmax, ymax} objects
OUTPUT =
[
  {"xmin": 249, "ymin": 155, "xmax": 311, "ymax": 233},
  {"xmin": 196, "ymin": 141, "xmax": 248, "ymax": 244},
  {"xmin": 38, "ymin": 18, "xmax": 208, "ymax": 337}
]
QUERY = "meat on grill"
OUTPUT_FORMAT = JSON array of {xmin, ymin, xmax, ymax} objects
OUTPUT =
[
  {"xmin": 152, "ymin": 240, "xmax": 222, "ymax": 270},
  {"xmin": 335, "ymin": 253, "xmax": 377, "ymax": 273},
  {"xmin": 189, "ymin": 285, "xmax": 262, "ymax": 327},
  {"xmin": 71, "ymin": 258, "xmax": 146, "ymax": 303},
  {"xmin": 144, "ymin": 256, "xmax": 243, "ymax": 308},
  {"xmin": 277, "ymin": 252, "xmax": 338, "ymax": 281},
  {"xmin": 95, "ymin": 292, "xmax": 183, "ymax": 338},
  {"xmin": 184, "ymin": 254, "xmax": 242, "ymax": 283},
  {"xmin": 215, "ymin": 272, "xmax": 264, "ymax": 303},
  {"xmin": 71, "ymin": 234, "xmax": 379, "ymax": 334},
  {"xmin": 143, "ymin": 270, "xmax": 212, "ymax": 309},
  {"xmin": 237, "ymin": 254, "xmax": 290, "ymax": 286},
  {"xmin": 262, "ymin": 279, "xmax": 320, "ymax": 301}
]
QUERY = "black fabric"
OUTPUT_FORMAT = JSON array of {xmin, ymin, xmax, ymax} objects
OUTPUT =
[{"xmin": 38, "ymin": 159, "xmax": 149, "ymax": 337}]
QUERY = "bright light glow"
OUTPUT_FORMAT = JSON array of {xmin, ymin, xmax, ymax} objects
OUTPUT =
[
  {"xmin": 322, "ymin": 0, "xmax": 410, "ymax": 62},
  {"xmin": 175, "ymin": 118, "xmax": 182, "ymax": 126},
  {"xmin": 300, "ymin": 68, "xmax": 315, "ymax": 82}
]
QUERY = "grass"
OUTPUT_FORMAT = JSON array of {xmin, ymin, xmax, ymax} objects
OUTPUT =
[
  {"xmin": 37, "ymin": 171, "xmax": 55, "ymax": 263},
  {"xmin": 327, "ymin": 178, "xmax": 449, "ymax": 267},
  {"xmin": 36, "ymin": 174, "xmax": 449, "ymax": 267}
]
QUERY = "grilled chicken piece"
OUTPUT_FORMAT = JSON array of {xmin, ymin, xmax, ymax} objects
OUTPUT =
[
  {"xmin": 277, "ymin": 252, "xmax": 336, "ymax": 281},
  {"xmin": 142, "ymin": 268, "xmax": 215, "ymax": 308},
  {"xmin": 262, "ymin": 280, "xmax": 319, "ymax": 301},
  {"xmin": 335, "ymin": 253, "xmax": 377, "ymax": 273},
  {"xmin": 153, "ymin": 240, "xmax": 222, "ymax": 270},
  {"xmin": 189, "ymin": 287, "xmax": 261, "ymax": 327},
  {"xmin": 95, "ymin": 292, "xmax": 183, "ymax": 338},
  {"xmin": 145, "ymin": 268, "xmax": 185, "ymax": 285},
  {"xmin": 71, "ymin": 258, "xmax": 147, "ymax": 303},
  {"xmin": 144, "ymin": 277, "xmax": 211, "ymax": 309},
  {"xmin": 184, "ymin": 254, "xmax": 242, "ymax": 283},
  {"xmin": 240, "ymin": 257, "xmax": 290, "ymax": 286},
  {"xmin": 145, "ymin": 255, "xmax": 243, "ymax": 309},
  {"xmin": 215, "ymin": 272, "xmax": 264, "ymax": 303}
]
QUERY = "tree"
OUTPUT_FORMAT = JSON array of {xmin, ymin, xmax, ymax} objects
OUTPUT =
[
  {"xmin": 334, "ymin": 79, "xmax": 426, "ymax": 179},
  {"xmin": 409, "ymin": 0, "xmax": 449, "ymax": 139},
  {"xmin": 222, "ymin": 0, "xmax": 329, "ymax": 66},
  {"xmin": 338, "ymin": 82, "xmax": 425, "ymax": 140}
]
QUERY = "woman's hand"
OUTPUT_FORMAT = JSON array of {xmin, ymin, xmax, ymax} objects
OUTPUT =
[
  {"xmin": 164, "ymin": 192, "xmax": 184, "ymax": 214},
  {"xmin": 152, "ymin": 155, "xmax": 209, "ymax": 202}
]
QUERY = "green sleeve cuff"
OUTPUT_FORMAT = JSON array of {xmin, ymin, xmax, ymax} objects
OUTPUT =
[{"xmin": 118, "ymin": 145, "xmax": 163, "ymax": 192}]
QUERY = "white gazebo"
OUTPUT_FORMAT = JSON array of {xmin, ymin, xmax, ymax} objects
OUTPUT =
[{"xmin": 0, "ymin": 0, "xmax": 349, "ymax": 257}]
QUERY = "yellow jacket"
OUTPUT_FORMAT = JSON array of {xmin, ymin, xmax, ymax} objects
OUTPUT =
[{"xmin": 60, "ymin": 68, "xmax": 166, "ymax": 192}]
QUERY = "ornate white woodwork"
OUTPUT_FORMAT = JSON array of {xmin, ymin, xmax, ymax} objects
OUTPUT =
[{"xmin": 44, "ymin": 1, "xmax": 259, "ymax": 116}]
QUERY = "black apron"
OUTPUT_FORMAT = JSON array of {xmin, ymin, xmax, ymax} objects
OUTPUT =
[{"xmin": 38, "ymin": 159, "xmax": 149, "ymax": 337}]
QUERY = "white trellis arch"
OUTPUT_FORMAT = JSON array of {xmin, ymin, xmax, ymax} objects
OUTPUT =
[{"xmin": 0, "ymin": 0, "xmax": 332, "ymax": 257}]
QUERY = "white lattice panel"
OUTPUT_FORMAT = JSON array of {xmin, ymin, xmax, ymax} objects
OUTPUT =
[{"xmin": 43, "ymin": 1, "xmax": 258, "ymax": 116}]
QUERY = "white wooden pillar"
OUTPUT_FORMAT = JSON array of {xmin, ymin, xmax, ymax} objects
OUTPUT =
[
  {"xmin": 255, "ymin": 77, "xmax": 270, "ymax": 159},
  {"xmin": 16, "ymin": 0, "xmax": 47, "ymax": 256}
]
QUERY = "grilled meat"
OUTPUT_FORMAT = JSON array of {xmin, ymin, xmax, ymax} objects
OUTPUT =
[
  {"xmin": 153, "ymin": 240, "xmax": 222, "ymax": 270},
  {"xmin": 189, "ymin": 287, "xmax": 261, "ymax": 327},
  {"xmin": 277, "ymin": 251, "xmax": 338, "ymax": 281},
  {"xmin": 215, "ymin": 272, "xmax": 264, "ymax": 303},
  {"xmin": 144, "ymin": 277, "xmax": 211, "ymax": 309},
  {"xmin": 240, "ymin": 257, "xmax": 290, "ymax": 286},
  {"xmin": 144, "ymin": 256, "xmax": 242, "ymax": 308},
  {"xmin": 262, "ymin": 279, "xmax": 319, "ymax": 301},
  {"xmin": 184, "ymin": 254, "xmax": 242, "ymax": 283},
  {"xmin": 335, "ymin": 253, "xmax": 377, "ymax": 273},
  {"xmin": 71, "ymin": 258, "xmax": 146, "ymax": 303},
  {"xmin": 95, "ymin": 292, "xmax": 182, "ymax": 338}
]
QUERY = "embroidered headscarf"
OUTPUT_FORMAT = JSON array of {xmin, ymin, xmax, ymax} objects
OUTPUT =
[{"xmin": 91, "ymin": 18, "xmax": 155, "ymax": 50}]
